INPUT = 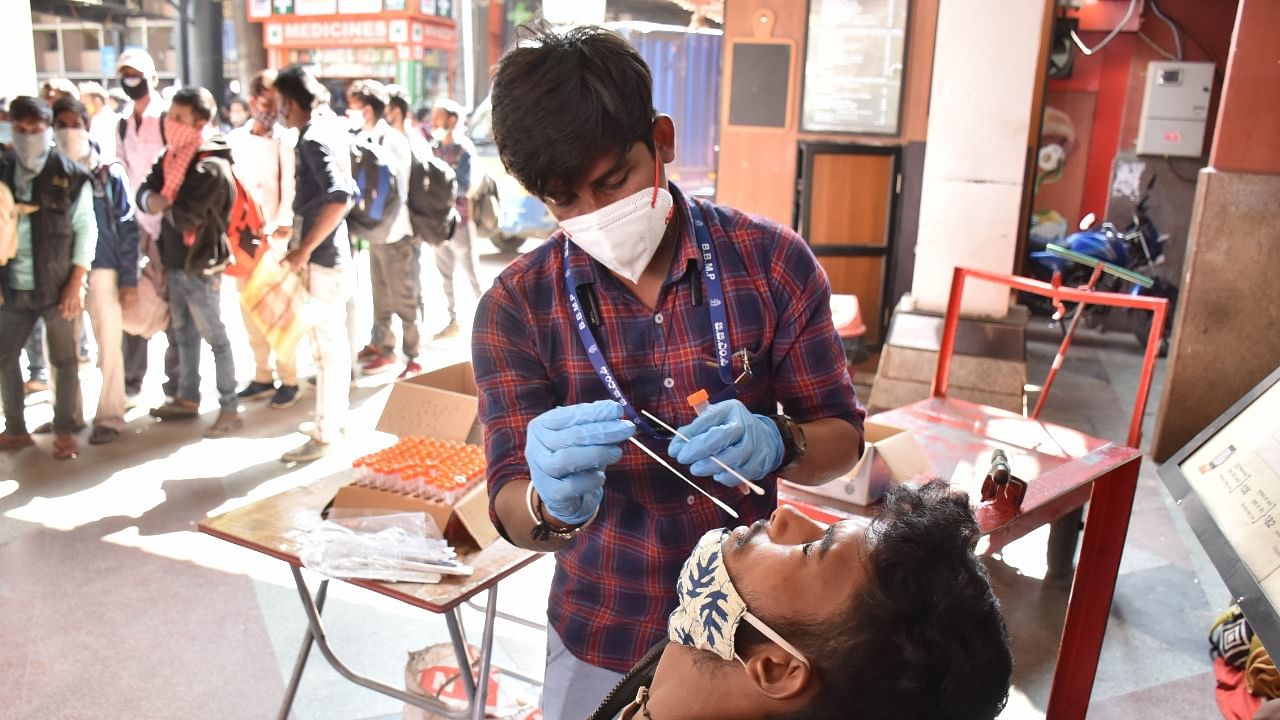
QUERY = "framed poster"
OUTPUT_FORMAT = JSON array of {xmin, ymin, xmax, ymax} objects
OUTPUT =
[
  {"xmin": 1160, "ymin": 367, "xmax": 1280, "ymax": 655},
  {"xmin": 801, "ymin": 0, "xmax": 910, "ymax": 135}
]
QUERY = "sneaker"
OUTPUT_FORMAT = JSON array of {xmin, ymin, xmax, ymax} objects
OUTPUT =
[
  {"xmin": 24, "ymin": 378, "xmax": 48, "ymax": 394},
  {"xmin": 356, "ymin": 344, "xmax": 381, "ymax": 362},
  {"xmin": 398, "ymin": 360, "xmax": 423, "ymax": 379},
  {"xmin": 270, "ymin": 384, "xmax": 301, "ymax": 409},
  {"xmin": 361, "ymin": 351, "xmax": 397, "ymax": 373},
  {"xmin": 150, "ymin": 400, "xmax": 200, "ymax": 420},
  {"xmin": 204, "ymin": 410, "xmax": 244, "ymax": 438},
  {"xmin": 432, "ymin": 321, "xmax": 460, "ymax": 341},
  {"xmin": 282, "ymin": 439, "xmax": 333, "ymax": 463},
  {"xmin": 238, "ymin": 381, "xmax": 278, "ymax": 400}
]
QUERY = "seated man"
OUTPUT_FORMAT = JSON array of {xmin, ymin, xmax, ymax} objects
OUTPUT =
[{"xmin": 590, "ymin": 479, "xmax": 1013, "ymax": 720}]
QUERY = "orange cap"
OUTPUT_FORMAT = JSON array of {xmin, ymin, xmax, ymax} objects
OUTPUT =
[{"xmin": 686, "ymin": 389, "xmax": 710, "ymax": 408}]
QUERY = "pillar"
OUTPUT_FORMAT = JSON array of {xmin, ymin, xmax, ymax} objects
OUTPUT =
[
  {"xmin": 909, "ymin": 0, "xmax": 1052, "ymax": 318},
  {"xmin": 1151, "ymin": 0, "xmax": 1280, "ymax": 459},
  {"xmin": 0, "ymin": 5, "xmax": 37, "ymax": 101}
]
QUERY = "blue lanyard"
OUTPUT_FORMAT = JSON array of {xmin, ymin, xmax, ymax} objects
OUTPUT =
[{"xmin": 564, "ymin": 200, "xmax": 733, "ymax": 438}]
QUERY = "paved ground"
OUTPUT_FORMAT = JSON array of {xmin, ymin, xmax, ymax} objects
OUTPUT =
[{"xmin": 0, "ymin": 243, "xmax": 1231, "ymax": 719}]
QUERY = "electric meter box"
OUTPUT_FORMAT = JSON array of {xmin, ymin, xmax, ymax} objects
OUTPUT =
[{"xmin": 1136, "ymin": 61, "xmax": 1215, "ymax": 158}]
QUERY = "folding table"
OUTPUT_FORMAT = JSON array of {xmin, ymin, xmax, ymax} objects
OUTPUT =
[{"xmin": 198, "ymin": 472, "xmax": 541, "ymax": 720}]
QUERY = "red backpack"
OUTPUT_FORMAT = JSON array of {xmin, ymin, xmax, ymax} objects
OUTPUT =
[{"xmin": 221, "ymin": 169, "xmax": 268, "ymax": 278}]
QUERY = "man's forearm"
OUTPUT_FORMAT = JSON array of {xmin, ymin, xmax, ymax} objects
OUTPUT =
[
  {"xmin": 298, "ymin": 200, "xmax": 349, "ymax": 257},
  {"xmin": 64, "ymin": 265, "xmax": 88, "ymax": 294},
  {"xmin": 494, "ymin": 478, "xmax": 575, "ymax": 553},
  {"xmin": 777, "ymin": 417, "xmax": 863, "ymax": 486}
]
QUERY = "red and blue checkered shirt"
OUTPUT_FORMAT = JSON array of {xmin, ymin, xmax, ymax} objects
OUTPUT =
[{"xmin": 472, "ymin": 184, "xmax": 865, "ymax": 673}]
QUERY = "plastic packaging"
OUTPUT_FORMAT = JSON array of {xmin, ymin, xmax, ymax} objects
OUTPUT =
[{"xmin": 299, "ymin": 511, "xmax": 473, "ymax": 584}]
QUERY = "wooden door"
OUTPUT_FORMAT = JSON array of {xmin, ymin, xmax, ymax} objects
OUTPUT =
[{"xmin": 797, "ymin": 145, "xmax": 899, "ymax": 345}]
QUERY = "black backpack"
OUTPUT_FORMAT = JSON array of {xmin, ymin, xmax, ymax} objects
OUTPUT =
[
  {"xmin": 471, "ymin": 172, "xmax": 501, "ymax": 237},
  {"xmin": 406, "ymin": 134, "xmax": 459, "ymax": 246},
  {"xmin": 346, "ymin": 131, "xmax": 404, "ymax": 243},
  {"xmin": 117, "ymin": 111, "xmax": 167, "ymax": 144}
]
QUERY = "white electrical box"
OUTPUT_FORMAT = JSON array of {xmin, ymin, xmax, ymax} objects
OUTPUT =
[{"xmin": 1136, "ymin": 61, "xmax": 1215, "ymax": 157}]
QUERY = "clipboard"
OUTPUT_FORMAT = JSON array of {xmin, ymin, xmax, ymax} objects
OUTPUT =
[{"xmin": 722, "ymin": 8, "xmax": 797, "ymax": 131}]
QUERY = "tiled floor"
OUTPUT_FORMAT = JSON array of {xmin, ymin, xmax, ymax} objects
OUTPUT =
[{"xmin": 0, "ymin": 248, "xmax": 1232, "ymax": 719}]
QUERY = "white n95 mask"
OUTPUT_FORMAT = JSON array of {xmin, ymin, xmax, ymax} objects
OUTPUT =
[
  {"xmin": 667, "ymin": 528, "xmax": 810, "ymax": 668},
  {"xmin": 559, "ymin": 155, "xmax": 674, "ymax": 284}
]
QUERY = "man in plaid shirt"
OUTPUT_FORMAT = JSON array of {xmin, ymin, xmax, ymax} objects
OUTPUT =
[{"xmin": 472, "ymin": 26, "xmax": 865, "ymax": 718}]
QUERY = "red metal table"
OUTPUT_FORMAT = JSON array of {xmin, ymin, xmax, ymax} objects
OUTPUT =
[
  {"xmin": 197, "ymin": 472, "xmax": 541, "ymax": 720},
  {"xmin": 783, "ymin": 397, "xmax": 1142, "ymax": 720}
]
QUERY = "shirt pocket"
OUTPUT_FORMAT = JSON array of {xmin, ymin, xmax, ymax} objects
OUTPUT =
[{"xmin": 695, "ymin": 345, "xmax": 772, "ymax": 413}]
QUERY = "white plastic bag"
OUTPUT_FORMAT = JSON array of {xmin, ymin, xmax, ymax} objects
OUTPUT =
[{"xmin": 300, "ymin": 511, "xmax": 472, "ymax": 584}]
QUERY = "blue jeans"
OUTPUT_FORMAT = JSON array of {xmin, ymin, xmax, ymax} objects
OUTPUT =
[
  {"xmin": 167, "ymin": 271, "xmax": 236, "ymax": 411},
  {"xmin": 24, "ymin": 317, "xmax": 46, "ymax": 381}
]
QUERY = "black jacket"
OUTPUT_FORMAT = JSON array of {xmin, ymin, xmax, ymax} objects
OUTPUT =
[
  {"xmin": 137, "ymin": 135, "xmax": 235, "ymax": 276},
  {"xmin": 0, "ymin": 150, "xmax": 92, "ymax": 308}
]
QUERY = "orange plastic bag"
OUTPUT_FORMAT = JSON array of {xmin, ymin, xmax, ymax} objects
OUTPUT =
[{"xmin": 239, "ymin": 250, "xmax": 313, "ymax": 357}]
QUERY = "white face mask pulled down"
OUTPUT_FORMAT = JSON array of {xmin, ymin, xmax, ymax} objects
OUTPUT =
[{"xmin": 559, "ymin": 153, "xmax": 674, "ymax": 284}]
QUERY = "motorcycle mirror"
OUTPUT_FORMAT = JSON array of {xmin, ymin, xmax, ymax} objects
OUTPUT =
[{"xmin": 1079, "ymin": 212, "xmax": 1096, "ymax": 230}]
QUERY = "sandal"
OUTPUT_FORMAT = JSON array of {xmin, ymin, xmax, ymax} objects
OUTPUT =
[
  {"xmin": 53, "ymin": 434, "xmax": 79, "ymax": 460},
  {"xmin": 150, "ymin": 400, "xmax": 200, "ymax": 420},
  {"xmin": 0, "ymin": 433, "xmax": 35, "ymax": 451},
  {"xmin": 89, "ymin": 426, "xmax": 121, "ymax": 445}
]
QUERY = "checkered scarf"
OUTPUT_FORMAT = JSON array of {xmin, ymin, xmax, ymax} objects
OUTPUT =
[{"xmin": 160, "ymin": 117, "xmax": 203, "ymax": 203}]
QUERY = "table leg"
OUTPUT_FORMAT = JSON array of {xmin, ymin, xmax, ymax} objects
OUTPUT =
[
  {"xmin": 277, "ymin": 576, "xmax": 329, "ymax": 720},
  {"xmin": 445, "ymin": 607, "xmax": 478, "ymax": 700},
  {"xmin": 1045, "ymin": 458, "xmax": 1141, "ymax": 720},
  {"xmin": 471, "ymin": 588, "xmax": 499, "ymax": 720},
  {"xmin": 286, "ymin": 565, "xmax": 472, "ymax": 719},
  {"xmin": 1046, "ymin": 507, "xmax": 1084, "ymax": 584}
]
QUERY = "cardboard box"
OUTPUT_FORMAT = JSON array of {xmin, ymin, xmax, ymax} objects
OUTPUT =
[
  {"xmin": 784, "ymin": 422, "xmax": 932, "ymax": 506},
  {"xmin": 330, "ymin": 362, "xmax": 500, "ymax": 549}
]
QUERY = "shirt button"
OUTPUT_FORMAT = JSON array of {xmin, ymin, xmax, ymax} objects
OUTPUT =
[
  {"xmin": 663, "ymin": 377, "xmax": 675, "ymax": 389},
  {"xmin": 686, "ymin": 495, "xmax": 695, "ymax": 505},
  {"xmin": 654, "ymin": 312, "xmax": 664, "ymax": 324}
]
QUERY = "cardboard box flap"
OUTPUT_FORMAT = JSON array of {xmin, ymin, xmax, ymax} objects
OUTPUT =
[
  {"xmin": 877, "ymin": 431, "xmax": 932, "ymax": 482},
  {"xmin": 849, "ymin": 447, "xmax": 895, "ymax": 500},
  {"xmin": 377, "ymin": 362, "xmax": 479, "ymax": 443},
  {"xmin": 453, "ymin": 482, "xmax": 500, "ymax": 549}
]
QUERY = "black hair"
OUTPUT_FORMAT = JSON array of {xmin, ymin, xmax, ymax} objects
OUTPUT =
[
  {"xmin": 8, "ymin": 96, "xmax": 50, "ymax": 124},
  {"xmin": 227, "ymin": 95, "xmax": 249, "ymax": 112},
  {"xmin": 385, "ymin": 84, "xmax": 410, "ymax": 119},
  {"xmin": 274, "ymin": 64, "xmax": 329, "ymax": 111},
  {"xmin": 347, "ymin": 79, "xmax": 387, "ymax": 118},
  {"xmin": 249, "ymin": 69, "xmax": 278, "ymax": 99},
  {"xmin": 171, "ymin": 86, "xmax": 217, "ymax": 124},
  {"xmin": 51, "ymin": 95, "xmax": 89, "ymax": 126},
  {"xmin": 490, "ymin": 24, "xmax": 656, "ymax": 199},
  {"xmin": 747, "ymin": 480, "xmax": 1013, "ymax": 720}
]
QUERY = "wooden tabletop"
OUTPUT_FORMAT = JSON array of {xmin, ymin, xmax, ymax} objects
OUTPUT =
[
  {"xmin": 197, "ymin": 472, "xmax": 541, "ymax": 613},
  {"xmin": 781, "ymin": 398, "xmax": 1144, "ymax": 544}
]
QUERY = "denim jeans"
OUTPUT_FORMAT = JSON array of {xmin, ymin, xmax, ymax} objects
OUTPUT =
[
  {"xmin": 0, "ymin": 293, "xmax": 81, "ymax": 435},
  {"xmin": 23, "ymin": 317, "xmax": 46, "ymax": 381},
  {"xmin": 167, "ymin": 271, "xmax": 236, "ymax": 411}
]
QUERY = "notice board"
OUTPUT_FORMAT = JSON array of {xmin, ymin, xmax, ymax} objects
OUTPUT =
[
  {"xmin": 724, "ymin": 9, "xmax": 796, "ymax": 130},
  {"xmin": 1160, "ymin": 366, "xmax": 1280, "ymax": 653},
  {"xmin": 801, "ymin": 0, "xmax": 910, "ymax": 135}
]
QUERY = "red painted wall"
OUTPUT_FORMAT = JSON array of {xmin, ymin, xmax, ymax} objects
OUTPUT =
[{"xmin": 1210, "ymin": 0, "xmax": 1280, "ymax": 175}]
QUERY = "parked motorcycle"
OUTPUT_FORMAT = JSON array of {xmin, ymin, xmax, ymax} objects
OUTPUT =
[{"xmin": 1027, "ymin": 175, "xmax": 1177, "ymax": 355}]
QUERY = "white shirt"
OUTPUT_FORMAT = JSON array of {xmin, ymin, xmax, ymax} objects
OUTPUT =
[
  {"xmin": 89, "ymin": 106, "xmax": 120, "ymax": 163},
  {"xmin": 227, "ymin": 119, "xmax": 297, "ymax": 230}
]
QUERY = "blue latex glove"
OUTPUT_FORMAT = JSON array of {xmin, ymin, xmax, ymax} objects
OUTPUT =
[
  {"xmin": 526, "ymin": 400, "xmax": 636, "ymax": 525},
  {"xmin": 668, "ymin": 399, "xmax": 784, "ymax": 486}
]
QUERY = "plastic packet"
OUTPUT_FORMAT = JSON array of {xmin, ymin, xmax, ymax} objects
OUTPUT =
[{"xmin": 300, "ymin": 511, "xmax": 472, "ymax": 584}]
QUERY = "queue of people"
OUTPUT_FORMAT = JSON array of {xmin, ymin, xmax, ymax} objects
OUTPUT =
[{"xmin": 1, "ymin": 49, "xmax": 483, "ymax": 462}]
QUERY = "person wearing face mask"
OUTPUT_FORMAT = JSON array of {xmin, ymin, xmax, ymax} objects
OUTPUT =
[
  {"xmin": 115, "ymin": 48, "xmax": 185, "ymax": 406},
  {"xmin": 588, "ymin": 480, "xmax": 1014, "ymax": 720},
  {"xmin": 52, "ymin": 96, "xmax": 140, "ymax": 446},
  {"xmin": 136, "ymin": 86, "xmax": 241, "ymax": 439},
  {"xmin": 346, "ymin": 79, "xmax": 421, "ymax": 378},
  {"xmin": 473, "ymin": 26, "xmax": 865, "ymax": 717},
  {"xmin": 77, "ymin": 82, "xmax": 119, "ymax": 163},
  {"xmin": 427, "ymin": 98, "xmax": 481, "ymax": 341},
  {"xmin": 0, "ymin": 97, "xmax": 97, "ymax": 459},
  {"xmin": 226, "ymin": 70, "xmax": 300, "ymax": 409}
]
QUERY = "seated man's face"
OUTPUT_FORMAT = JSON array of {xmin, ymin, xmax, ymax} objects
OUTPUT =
[{"xmin": 723, "ymin": 506, "xmax": 870, "ymax": 629}]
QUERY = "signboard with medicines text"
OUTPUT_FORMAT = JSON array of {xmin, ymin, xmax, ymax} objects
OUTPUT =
[{"xmin": 1161, "ymin": 367, "xmax": 1280, "ymax": 657}]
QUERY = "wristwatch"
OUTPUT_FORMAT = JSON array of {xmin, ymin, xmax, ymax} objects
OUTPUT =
[
  {"xmin": 770, "ymin": 414, "xmax": 808, "ymax": 470},
  {"xmin": 526, "ymin": 482, "xmax": 593, "ymax": 542}
]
